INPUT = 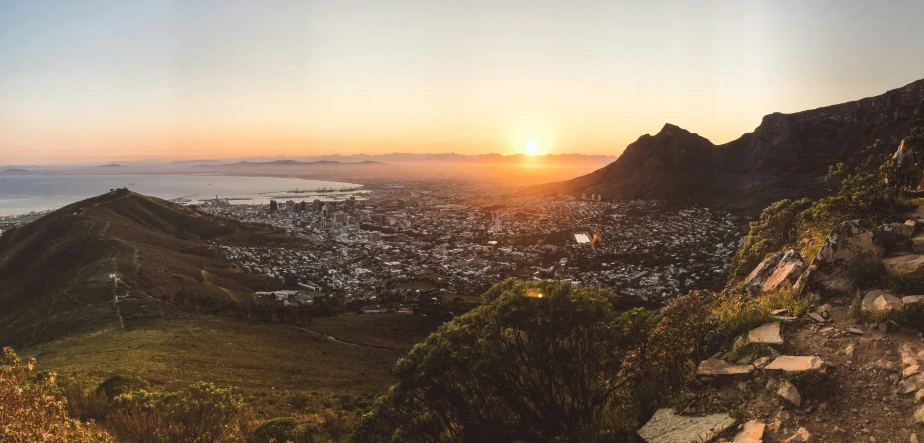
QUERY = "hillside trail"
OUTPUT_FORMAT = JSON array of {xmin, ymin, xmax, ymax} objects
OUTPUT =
[{"xmin": 644, "ymin": 203, "xmax": 924, "ymax": 443}]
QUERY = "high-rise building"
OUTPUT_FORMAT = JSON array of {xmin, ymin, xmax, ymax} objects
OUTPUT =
[
  {"xmin": 348, "ymin": 196, "xmax": 356, "ymax": 211},
  {"xmin": 321, "ymin": 204, "xmax": 328, "ymax": 218},
  {"xmin": 313, "ymin": 199, "xmax": 322, "ymax": 212}
]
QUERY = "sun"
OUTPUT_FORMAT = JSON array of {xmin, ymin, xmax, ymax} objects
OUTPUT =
[{"xmin": 525, "ymin": 140, "xmax": 539, "ymax": 156}]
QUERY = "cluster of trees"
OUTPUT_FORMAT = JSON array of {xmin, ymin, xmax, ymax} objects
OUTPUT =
[{"xmin": 352, "ymin": 279, "xmax": 718, "ymax": 442}]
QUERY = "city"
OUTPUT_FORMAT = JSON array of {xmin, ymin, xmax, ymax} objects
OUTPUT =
[{"xmin": 202, "ymin": 178, "xmax": 742, "ymax": 313}]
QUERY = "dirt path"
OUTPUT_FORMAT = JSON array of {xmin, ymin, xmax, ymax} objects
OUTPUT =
[{"xmin": 290, "ymin": 325, "xmax": 400, "ymax": 352}]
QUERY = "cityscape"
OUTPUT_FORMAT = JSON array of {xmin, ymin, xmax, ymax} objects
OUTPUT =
[{"xmin": 202, "ymin": 179, "xmax": 742, "ymax": 313}]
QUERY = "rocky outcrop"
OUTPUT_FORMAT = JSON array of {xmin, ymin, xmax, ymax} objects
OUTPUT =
[
  {"xmin": 743, "ymin": 252, "xmax": 783, "ymax": 294},
  {"xmin": 637, "ymin": 409, "xmax": 736, "ymax": 443},
  {"xmin": 862, "ymin": 289, "xmax": 902, "ymax": 314},
  {"xmin": 876, "ymin": 223, "xmax": 914, "ymax": 253},
  {"xmin": 761, "ymin": 250, "xmax": 807, "ymax": 293},
  {"xmin": 800, "ymin": 220, "xmax": 885, "ymax": 294},
  {"xmin": 538, "ymin": 78, "xmax": 924, "ymax": 210}
]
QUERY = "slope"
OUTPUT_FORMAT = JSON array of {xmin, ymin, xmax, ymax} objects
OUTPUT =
[
  {"xmin": 0, "ymin": 189, "xmax": 281, "ymax": 347},
  {"xmin": 539, "ymin": 78, "xmax": 924, "ymax": 210}
]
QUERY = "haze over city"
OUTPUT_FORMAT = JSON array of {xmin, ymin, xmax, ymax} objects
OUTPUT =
[{"xmin": 3, "ymin": 0, "xmax": 924, "ymax": 164}]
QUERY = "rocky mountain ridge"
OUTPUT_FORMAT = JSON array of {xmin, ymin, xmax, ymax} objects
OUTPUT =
[{"xmin": 540, "ymin": 78, "xmax": 924, "ymax": 211}]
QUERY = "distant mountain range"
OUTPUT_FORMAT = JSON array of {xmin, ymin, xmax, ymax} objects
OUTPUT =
[
  {"xmin": 0, "ymin": 168, "xmax": 34, "ymax": 175},
  {"xmin": 193, "ymin": 159, "xmax": 386, "ymax": 168},
  {"xmin": 151, "ymin": 153, "xmax": 615, "ymax": 166},
  {"xmin": 538, "ymin": 78, "xmax": 924, "ymax": 210}
]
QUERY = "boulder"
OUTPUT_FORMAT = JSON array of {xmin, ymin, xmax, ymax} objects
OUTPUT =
[
  {"xmin": 697, "ymin": 358, "xmax": 755, "ymax": 377},
  {"xmin": 733, "ymin": 420, "xmax": 766, "ymax": 443},
  {"xmin": 747, "ymin": 322, "xmax": 784, "ymax": 346},
  {"xmin": 882, "ymin": 254, "xmax": 924, "ymax": 280},
  {"xmin": 875, "ymin": 222, "xmax": 914, "ymax": 253},
  {"xmin": 915, "ymin": 405, "xmax": 924, "ymax": 425},
  {"xmin": 762, "ymin": 250, "xmax": 807, "ymax": 293},
  {"xmin": 777, "ymin": 380, "xmax": 802, "ymax": 407},
  {"xmin": 637, "ymin": 408, "xmax": 736, "ymax": 443},
  {"xmin": 744, "ymin": 251, "xmax": 783, "ymax": 294},
  {"xmin": 764, "ymin": 355, "xmax": 826, "ymax": 373},
  {"xmin": 803, "ymin": 220, "xmax": 885, "ymax": 294},
  {"xmin": 861, "ymin": 290, "xmax": 902, "ymax": 313}
]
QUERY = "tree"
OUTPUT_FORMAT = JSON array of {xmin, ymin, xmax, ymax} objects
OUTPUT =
[{"xmin": 352, "ymin": 280, "xmax": 707, "ymax": 442}]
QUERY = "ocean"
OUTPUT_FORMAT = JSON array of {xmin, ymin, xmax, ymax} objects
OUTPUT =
[{"xmin": 0, "ymin": 174, "xmax": 362, "ymax": 216}]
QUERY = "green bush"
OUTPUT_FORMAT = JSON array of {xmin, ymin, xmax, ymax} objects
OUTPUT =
[
  {"xmin": 352, "ymin": 280, "xmax": 681, "ymax": 442},
  {"xmin": 97, "ymin": 374, "xmax": 149, "ymax": 402},
  {"xmin": 109, "ymin": 382, "xmax": 249, "ymax": 443},
  {"xmin": 249, "ymin": 417, "xmax": 298, "ymax": 443}
]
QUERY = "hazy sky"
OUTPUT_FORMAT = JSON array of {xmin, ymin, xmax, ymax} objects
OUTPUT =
[{"xmin": 2, "ymin": 0, "xmax": 924, "ymax": 164}]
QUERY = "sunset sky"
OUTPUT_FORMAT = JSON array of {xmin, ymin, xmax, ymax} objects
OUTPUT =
[{"xmin": 2, "ymin": 0, "xmax": 924, "ymax": 164}]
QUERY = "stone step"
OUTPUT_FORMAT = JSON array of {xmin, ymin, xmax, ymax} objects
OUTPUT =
[
  {"xmin": 746, "ymin": 322, "xmax": 784, "ymax": 346},
  {"xmin": 697, "ymin": 358, "xmax": 755, "ymax": 377},
  {"xmin": 763, "ymin": 355, "xmax": 827, "ymax": 374},
  {"xmin": 882, "ymin": 254, "xmax": 924, "ymax": 280},
  {"xmin": 637, "ymin": 409, "xmax": 735, "ymax": 443}
]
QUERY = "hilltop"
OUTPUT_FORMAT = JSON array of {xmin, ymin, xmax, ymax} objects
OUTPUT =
[
  {"xmin": 539, "ymin": 78, "xmax": 924, "ymax": 211},
  {"xmin": 0, "ymin": 189, "xmax": 291, "ymax": 347}
]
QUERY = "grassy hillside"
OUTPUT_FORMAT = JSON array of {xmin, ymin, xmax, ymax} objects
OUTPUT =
[{"xmin": 0, "ymin": 190, "xmax": 288, "ymax": 347}]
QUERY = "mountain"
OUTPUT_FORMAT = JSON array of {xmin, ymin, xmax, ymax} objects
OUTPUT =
[
  {"xmin": 97, "ymin": 163, "xmax": 126, "ymax": 168},
  {"xmin": 0, "ymin": 168, "xmax": 34, "ymax": 175},
  {"xmin": 539, "ymin": 78, "xmax": 924, "ymax": 210},
  {"xmin": 193, "ymin": 159, "xmax": 386, "ymax": 168},
  {"xmin": 0, "ymin": 190, "xmax": 285, "ymax": 347}
]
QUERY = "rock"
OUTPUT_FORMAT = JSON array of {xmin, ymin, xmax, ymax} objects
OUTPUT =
[
  {"xmin": 912, "ymin": 236, "xmax": 924, "ymax": 254},
  {"xmin": 733, "ymin": 420, "xmax": 766, "ymax": 443},
  {"xmin": 900, "ymin": 373, "xmax": 924, "ymax": 394},
  {"xmin": 862, "ymin": 290, "xmax": 902, "ymax": 313},
  {"xmin": 754, "ymin": 356, "xmax": 771, "ymax": 369},
  {"xmin": 784, "ymin": 426, "xmax": 812, "ymax": 442},
  {"xmin": 806, "ymin": 220, "xmax": 885, "ymax": 294},
  {"xmin": 915, "ymin": 389, "xmax": 924, "ymax": 403},
  {"xmin": 904, "ymin": 295, "xmax": 924, "ymax": 305},
  {"xmin": 879, "ymin": 322, "xmax": 891, "ymax": 333},
  {"xmin": 771, "ymin": 308, "xmax": 790, "ymax": 316},
  {"xmin": 906, "ymin": 365, "xmax": 922, "ymax": 378},
  {"xmin": 697, "ymin": 359, "xmax": 755, "ymax": 377},
  {"xmin": 764, "ymin": 356, "xmax": 827, "ymax": 373},
  {"xmin": 762, "ymin": 250, "xmax": 807, "ymax": 293},
  {"xmin": 876, "ymin": 222, "xmax": 915, "ymax": 253},
  {"xmin": 744, "ymin": 251, "xmax": 784, "ymax": 294},
  {"xmin": 847, "ymin": 327, "xmax": 865, "ymax": 335},
  {"xmin": 872, "ymin": 359, "xmax": 898, "ymax": 372},
  {"xmin": 814, "ymin": 303, "xmax": 832, "ymax": 318},
  {"xmin": 882, "ymin": 254, "xmax": 924, "ymax": 280},
  {"xmin": 778, "ymin": 380, "xmax": 802, "ymax": 407},
  {"xmin": 912, "ymin": 432, "xmax": 920, "ymax": 443},
  {"xmin": 843, "ymin": 344, "xmax": 855, "ymax": 359},
  {"xmin": 637, "ymin": 408, "xmax": 736, "ymax": 443},
  {"xmin": 809, "ymin": 312, "xmax": 826, "ymax": 323},
  {"xmin": 747, "ymin": 322, "xmax": 784, "ymax": 346},
  {"xmin": 914, "ymin": 405, "xmax": 924, "ymax": 424}
]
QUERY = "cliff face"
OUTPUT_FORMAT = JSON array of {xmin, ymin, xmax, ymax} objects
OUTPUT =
[{"xmin": 541, "ymin": 79, "xmax": 924, "ymax": 210}]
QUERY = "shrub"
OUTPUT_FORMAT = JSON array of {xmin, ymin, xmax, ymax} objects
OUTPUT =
[
  {"xmin": 250, "ymin": 417, "xmax": 298, "ymax": 443},
  {"xmin": 705, "ymin": 290, "xmax": 774, "ymax": 350},
  {"xmin": 58, "ymin": 376, "xmax": 110, "ymax": 423},
  {"xmin": 109, "ymin": 382, "xmax": 249, "ymax": 443},
  {"xmin": 757, "ymin": 284, "xmax": 815, "ymax": 318},
  {"xmin": 97, "ymin": 373, "xmax": 149, "ymax": 402},
  {"xmin": 352, "ymin": 280, "xmax": 661, "ymax": 442},
  {"xmin": 0, "ymin": 347, "xmax": 113, "ymax": 442}
]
